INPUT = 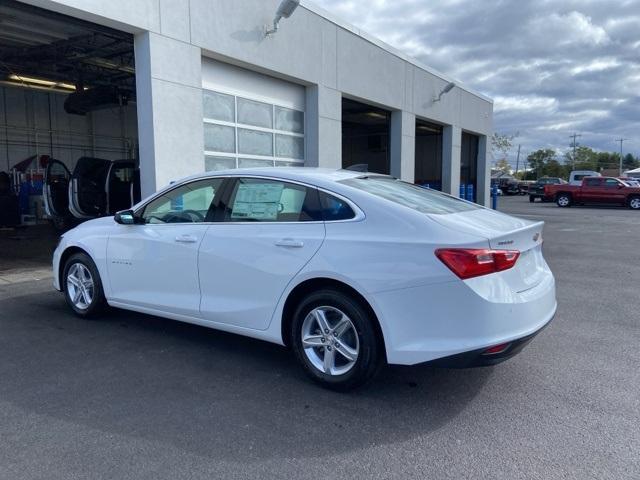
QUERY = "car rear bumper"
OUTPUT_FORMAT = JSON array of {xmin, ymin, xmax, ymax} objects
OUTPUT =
[
  {"xmin": 371, "ymin": 267, "xmax": 557, "ymax": 366},
  {"xmin": 423, "ymin": 314, "xmax": 553, "ymax": 368}
]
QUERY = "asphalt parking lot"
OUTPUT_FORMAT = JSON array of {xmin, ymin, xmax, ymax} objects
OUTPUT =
[{"xmin": 1, "ymin": 196, "xmax": 639, "ymax": 479}]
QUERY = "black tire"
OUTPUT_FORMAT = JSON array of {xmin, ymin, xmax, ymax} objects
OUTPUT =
[
  {"xmin": 62, "ymin": 252, "xmax": 106, "ymax": 318},
  {"xmin": 629, "ymin": 196, "xmax": 640, "ymax": 210},
  {"xmin": 529, "ymin": 196, "xmax": 535, "ymax": 203},
  {"xmin": 290, "ymin": 289, "xmax": 383, "ymax": 391},
  {"xmin": 556, "ymin": 193, "xmax": 572, "ymax": 208}
]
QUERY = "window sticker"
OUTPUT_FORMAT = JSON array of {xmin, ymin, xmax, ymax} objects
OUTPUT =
[{"xmin": 231, "ymin": 182, "xmax": 284, "ymax": 220}]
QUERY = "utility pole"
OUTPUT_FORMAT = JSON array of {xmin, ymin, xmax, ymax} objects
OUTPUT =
[
  {"xmin": 615, "ymin": 138, "xmax": 627, "ymax": 176},
  {"xmin": 569, "ymin": 133, "xmax": 582, "ymax": 169},
  {"xmin": 515, "ymin": 144, "xmax": 521, "ymax": 176}
]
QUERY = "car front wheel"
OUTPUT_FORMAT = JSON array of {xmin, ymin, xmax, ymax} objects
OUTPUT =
[
  {"xmin": 629, "ymin": 196, "xmax": 640, "ymax": 210},
  {"xmin": 291, "ymin": 289, "xmax": 383, "ymax": 390},
  {"xmin": 63, "ymin": 252, "xmax": 106, "ymax": 317}
]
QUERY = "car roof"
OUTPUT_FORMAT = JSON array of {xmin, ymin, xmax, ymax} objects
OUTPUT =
[{"xmin": 172, "ymin": 167, "xmax": 389, "ymax": 191}]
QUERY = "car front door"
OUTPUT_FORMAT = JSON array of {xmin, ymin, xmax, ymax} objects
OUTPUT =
[
  {"xmin": 106, "ymin": 177, "xmax": 225, "ymax": 317},
  {"xmin": 603, "ymin": 178, "xmax": 626, "ymax": 204},
  {"xmin": 198, "ymin": 177, "xmax": 326, "ymax": 330}
]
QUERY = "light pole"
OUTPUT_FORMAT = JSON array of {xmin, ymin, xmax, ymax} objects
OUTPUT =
[
  {"xmin": 615, "ymin": 138, "xmax": 627, "ymax": 176},
  {"xmin": 569, "ymin": 133, "xmax": 582, "ymax": 169}
]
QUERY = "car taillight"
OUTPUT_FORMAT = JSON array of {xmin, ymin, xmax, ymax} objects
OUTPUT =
[{"xmin": 435, "ymin": 248, "xmax": 520, "ymax": 280}]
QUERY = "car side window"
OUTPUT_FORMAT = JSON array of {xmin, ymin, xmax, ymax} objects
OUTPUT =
[
  {"xmin": 141, "ymin": 178, "xmax": 224, "ymax": 224},
  {"xmin": 225, "ymin": 178, "xmax": 321, "ymax": 222},
  {"xmin": 604, "ymin": 179, "xmax": 620, "ymax": 188},
  {"xmin": 585, "ymin": 178, "xmax": 600, "ymax": 187},
  {"xmin": 319, "ymin": 191, "xmax": 355, "ymax": 221}
]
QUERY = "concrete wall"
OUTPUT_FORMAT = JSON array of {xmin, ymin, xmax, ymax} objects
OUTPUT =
[{"xmin": 20, "ymin": 0, "xmax": 493, "ymax": 203}]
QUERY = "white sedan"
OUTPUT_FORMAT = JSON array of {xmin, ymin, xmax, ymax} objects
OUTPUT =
[{"xmin": 53, "ymin": 168, "xmax": 557, "ymax": 390}]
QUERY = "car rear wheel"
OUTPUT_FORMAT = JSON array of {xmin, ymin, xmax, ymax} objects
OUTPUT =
[
  {"xmin": 291, "ymin": 289, "xmax": 383, "ymax": 390},
  {"xmin": 629, "ymin": 196, "xmax": 640, "ymax": 210},
  {"xmin": 556, "ymin": 194, "xmax": 572, "ymax": 208},
  {"xmin": 63, "ymin": 252, "xmax": 106, "ymax": 318}
]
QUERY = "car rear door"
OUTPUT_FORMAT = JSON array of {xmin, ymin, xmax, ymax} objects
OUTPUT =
[
  {"xmin": 106, "ymin": 177, "xmax": 225, "ymax": 317},
  {"xmin": 581, "ymin": 177, "xmax": 605, "ymax": 204},
  {"xmin": 69, "ymin": 157, "xmax": 111, "ymax": 218},
  {"xmin": 198, "ymin": 176, "xmax": 325, "ymax": 330}
]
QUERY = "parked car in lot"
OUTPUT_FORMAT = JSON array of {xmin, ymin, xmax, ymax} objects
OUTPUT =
[
  {"xmin": 53, "ymin": 168, "xmax": 557, "ymax": 390},
  {"xmin": 529, "ymin": 177, "xmax": 567, "ymax": 202},
  {"xmin": 518, "ymin": 180, "xmax": 535, "ymax": 195},
  {"xmin": 619, "ymin": 177, "xmax": 640, "ymax": 188},
  {"xmin": 43, "ymin": 157, "xmax": 141, "ymax": 230},
  {"xmin": 544, "ymin": 176, "xmax": 640, "ymax": 209}
]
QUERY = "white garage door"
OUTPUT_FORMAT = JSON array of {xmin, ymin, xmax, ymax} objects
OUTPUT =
[{"xmin": 201, "ymin": 58, "xmax": 305, "ymax": 171}]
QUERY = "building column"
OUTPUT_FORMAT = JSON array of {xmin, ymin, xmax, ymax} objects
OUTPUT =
[
  {"xmin": 305, "ymin": 85, "xmax": 341, "ymax": 169},
  {"xmin": 476, "ymin": 135, "xmax": 490, "ymax": 206},
  {"xmin": 390, "ymin": 110, "xmax": 415, "ymax": 182},
  {"xmin": 134, "ymin": 32, "xmax": 204, "ymax": 197},
  {"xmin": 442, "ymin": 125, "xmax": 462, "ymax": 196}
]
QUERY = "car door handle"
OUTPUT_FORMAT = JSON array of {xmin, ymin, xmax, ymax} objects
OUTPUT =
[
  {"xmin": 175, "ymin": 234, "xmax": 198, "ymax": 244},
  {"xmin": 275, "ymin": 238, "xmax": 304, "ymax": 248}
]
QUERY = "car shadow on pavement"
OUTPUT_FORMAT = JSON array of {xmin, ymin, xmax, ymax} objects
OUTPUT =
[{"xmin": 0, "ymin": 291, "xmax": 494, "ymax": 462}]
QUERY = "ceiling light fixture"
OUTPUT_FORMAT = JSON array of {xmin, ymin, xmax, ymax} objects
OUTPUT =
[{"xmin": 8, "ymin": 74, "xmax": 77, "ymax": 91}]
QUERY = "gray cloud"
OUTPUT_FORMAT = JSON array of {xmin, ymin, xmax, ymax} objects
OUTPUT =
[{"xmin": 311, "ymin": 0, "xmax": 640, "ymax": 166}]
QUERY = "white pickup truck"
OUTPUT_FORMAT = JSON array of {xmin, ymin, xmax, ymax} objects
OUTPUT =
[{"xmin": 569, "ymin": 170, "xmax": 600, "ymax": 186}]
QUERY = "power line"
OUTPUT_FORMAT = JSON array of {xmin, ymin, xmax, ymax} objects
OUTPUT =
[
  {"xmin": 569, "ymin": 133, "xmax": 582, "ymax": 168},
  {"xmin": 615, "ymin": 138, "xmax": 628, "ymax": 175}
]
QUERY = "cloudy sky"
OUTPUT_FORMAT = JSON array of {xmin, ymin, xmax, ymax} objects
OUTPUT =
[{"xmin": 312, "ymin": 0, "xmax": 640, "ymax": 167}]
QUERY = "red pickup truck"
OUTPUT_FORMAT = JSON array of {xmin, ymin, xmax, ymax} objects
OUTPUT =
[{"xmin": 544, "ymin": 177, "xmax": 640, "ymax": 210}]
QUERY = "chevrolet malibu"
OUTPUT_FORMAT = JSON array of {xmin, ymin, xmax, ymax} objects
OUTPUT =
[{"xmin": 53, "ymin": 168, "xmax": 557, "ymax": 390}]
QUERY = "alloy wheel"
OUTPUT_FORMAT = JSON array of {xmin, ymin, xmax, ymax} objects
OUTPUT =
[
  {"xmin": 66, "ymin": 263, "xmax": 94, "ymax": 310},
  {"xmin": 301, "ymin": 306, "xmax": 360, "ymax": 376},
  {"xmin": 630, "ymin": 198, "xmax": 640, "ymax": 210}
]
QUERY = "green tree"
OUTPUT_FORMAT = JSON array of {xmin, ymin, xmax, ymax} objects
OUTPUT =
[
  {"xmin": 623, "ymin": 153, "xmax": 639, "ymax": 170},
  {"xmin": 595, "ymin": 151, "xmax": 619, "ymax": 171},
  {"xmin": 564, "ymin": 146, "xmax": 597, "ymax": 170},
  {"xmin": 545, "ymin": 159, "xmax": 565, "ymax": 178},
  {"xmin": 527, "ymin": 149, "xmax": 557, "ymax": 179}
]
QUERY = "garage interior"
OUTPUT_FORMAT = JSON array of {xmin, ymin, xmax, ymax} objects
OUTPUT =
[
  {"xmin": 414, "ymin": 119, "xmax": 443, "ymax": 190},
  {"xmin": 461, "ymin": 132, "xmax": 479, "ymax": 202},
  {"xmin": 0, "ymin": 0, "xmax": 137, "ymax": 278},
  {"xmin": 341, "ymin": 98, "xmax": 390, "ymax": 174}
]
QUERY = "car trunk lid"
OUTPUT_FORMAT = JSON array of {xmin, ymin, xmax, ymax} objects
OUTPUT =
[{"xmin": 428, "ymin": 208, "xmax": 546, "ymax": 292}]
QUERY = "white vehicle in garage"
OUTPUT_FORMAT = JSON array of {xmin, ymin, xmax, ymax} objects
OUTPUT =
[{"xmin": 53, "ymin": 168, "xmax": 557, "ymax": 389}]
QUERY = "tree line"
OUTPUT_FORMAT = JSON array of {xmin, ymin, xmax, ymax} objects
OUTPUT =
[{"xmin": 491, "ymin": 133, "xmax": 640, "ymax": 180}]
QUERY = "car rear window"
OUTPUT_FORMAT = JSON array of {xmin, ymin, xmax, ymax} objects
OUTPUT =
[{"xmin": 340, "ymin": 176, "xmax": 481, "ymax": 215}]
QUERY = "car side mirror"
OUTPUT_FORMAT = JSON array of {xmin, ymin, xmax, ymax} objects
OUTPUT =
[
  {"xmin": 114, "ymin": 209, "xmax": 139, "ymax": 225},
  {"xmin": 618, "ymin": 184, "xmax": 624, "ymax": 189}
]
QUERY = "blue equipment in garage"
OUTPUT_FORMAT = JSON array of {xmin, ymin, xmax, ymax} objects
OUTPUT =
[{"xmin": 465, "ymin": 184, "xmax": 474, "ymax": 202}]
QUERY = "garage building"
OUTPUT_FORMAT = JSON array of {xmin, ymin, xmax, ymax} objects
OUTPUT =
[{"xmin": 0, "ymin": 0, "xmax": 493, "ymax": 232}]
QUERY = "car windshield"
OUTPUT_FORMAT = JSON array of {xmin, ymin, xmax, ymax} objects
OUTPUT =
[{"xmin": 341, "ymin": 176, "xmax": 481, "ymax": 215}]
